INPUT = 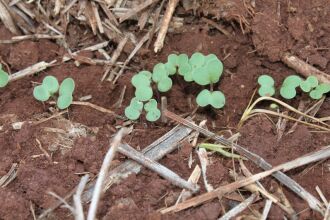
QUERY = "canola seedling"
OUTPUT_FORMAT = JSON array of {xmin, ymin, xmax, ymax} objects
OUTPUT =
[
  {"xmin": 0, "ymin": 65, "xmax": 9, "ymax": 88},
  {"xmin": 125, "ymin": 52, "xmax": 226, "ymax": 121},
  {"xmin": 33, "ymin": 75, "xmax": 75, "ymax": 109}
]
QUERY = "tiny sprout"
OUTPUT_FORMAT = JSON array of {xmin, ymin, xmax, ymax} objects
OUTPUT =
[
  {"xmin": 135, "ymin": 86, "xmax": 153, "ymax": 101},
  {"xmin": 59, "ymin": 78, "xmax": 75, "ymax": 95},
  {"xmin": 157, "ymin": 77, "xmax": 173, "ymax": 92},
  {"xmin": 146, "ymin": 108, "xmax": 161, "ymax": 122},
  {"xmin": 257, "ymin": 75, "xmax": 275, "ymax": 97},
  {"xmin": 125, "ymin": 106, "xmax": 141, "ymax": 120},
  {"xmin": 33, "ymin": 85, "xmax": 50, "ymax": 101},
  {"xmin": 167, "ymin": 54, "xmax": 178, "ymax": 67},
  {"xmin": 196, "ymin": 89, "xmax": 225, "ymax": 109},
  {"xmin": 130, "ymin": 97, "xmax": 143, "ymax": 111},
  {"xmin": 144, "ymin": 99, "xmax": 157, "ymax": 112},
  {"xmin": 270, "ymin": 103, "xmax": 279, "ymax": 109},
  {"xmin": 280, "ymin": 75, "xmax": 302, "ymax": 99},
  {"xmin": 132, "ymin": 73, "xmax": 151, "ymax": 88},
  {"xmin": 57, "ymin": 94, "xmax": 73, "ymax": 110},
  {"xmin": 43, "ymin": 75, "xmax": 59, "ymax": 94},
  {"xmin": 189, "ymin": 52, "xmax": 205, "ymax": 68},
  {"xmin": 0, "ymin": 65, "xmax": 9, "ymax": 88},
  {"xmin": 300, "ymin": 76, "xmax": 318, "ymax": 92}
]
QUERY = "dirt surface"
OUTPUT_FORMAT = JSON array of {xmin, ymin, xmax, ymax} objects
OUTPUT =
[{"xmin": 0, "ymin": 0, "xmax": 329, "ymax": 219}]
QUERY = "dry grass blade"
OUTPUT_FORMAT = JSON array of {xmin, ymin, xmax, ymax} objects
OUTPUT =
[
  {"xmin": 218, "ymin": 193, "xmax": 258, "ymax": 220},
  {"xmin": 9, "ymin": 61, "xmax": 56, "ymax": 82},
  {"xmin": 119, "ymin": 0, "xmax": 159, "ymax": 23},
  {"xmin": 0, "ymin": 34, "xmax": 63, "ymax": 44},
  {"xmin": 154, "ymin": 0, "xmax": 179, "ymax": 52},
  {"xmin": 164, "ymin": 110, "xmax": 325, "ymax": 214},
  {"xmin": 160, "ymin": 146, "xmax": 330, "ymax": 213},
  {"xmin": 261, "ymin": 200, "xmax": 273, "ymax": 220},
  {"xmin": 63, "ymin": 41, "xmax": 109, "ymax": 62},
  {"xmin": 0, "ymin": 163, "xmax": 18, "ymax": 187},
  {"xmin": 118, "ymin": 144, "xmax": 199, "ymax": 192},
  {"xmin": 73, "ymin": 175, "xmax": 89, "ymax": 220},
  {"xmin": 0, "ymin": 0, "xmax": 20, "ymax": 34},
  {"xmin": 87, "ymin": 128, "xmax": 128, "ymax": 220}
]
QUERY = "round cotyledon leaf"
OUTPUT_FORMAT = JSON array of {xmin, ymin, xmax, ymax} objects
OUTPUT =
[
  {"xmin": 152, "ymin": 63, "xmax": 168, "ymax": 83},
  {"xmin": 144, "ymin": 99, "xmax": 158, "ymax": 112},
  {"xmin": 192, "ymin": 66, "xmax": 210, "ymax": 86},
  {"xmin": 157, "ymin": 77, "xmax": 172, "ymax": 92},
  {"xmin": 59, "ymin": 78, "xmax": 75, "ymax": 95},
  {"xmin": 300, "ymin": 80, "xmax": 312, "ymax": 92},
  {"xmin": 33, "ymin": 85, "xmax": 50, "ymax": 102},
  {"xmin": 167, "ymin": 54, "xmax": 178, "ymax": 66},
  {"xmin": 146, "ymin": 108, "xmax": 161, "ymax": 122},
  {"xmin": 282, "ymin": 75, "xmax": 301, "ymax": 88},
  {"xmin": 306, "ymin": 76, "xmax": 318, "ymax": 88},
  {"xmin": 196, "ymin": 89, "xmax": 211, "ymax": 107},
  {"xmin": 125, "ymin": 106, "xmax": 141, "ymax": 120},
  {"xmin": 207, "ymin": 59, "xmax": 223, "ymax": 83},
  {"xmin": 189, "ymin": 52, "xmax": 205, "ymax": 68},
  {"xmin": 309, "ymin": 89, "xmax": 323, "ymax": 100},
  {"xmin": 42, "ymin": 75, "xmax": 59, "ymax": 94},
  {"xmin": 135, "ymin": 86, "xmax": 153, "ymax": 101},
  {"xmin": 57, "ymin": 94, "xmax": 73, "ymax": 109},
  {"xmin": 132, "ymin": 73, "xmax": 150, "ymax": 88},
  {"xmin": 130, "ymin": 97, "xmax": 143, "ymax": 111},
  {"xmin": 209, "ymin": 91, "xmax": 225, "ymax": 109},
  {"xmin": 0, "ymin": 69, "xmax": 9, "ymax": 88},
  {"xmin": 258, "ymin": 86, "xmax": 275, "ymax": 97},
  {"xmin": 316, "ymin": 83, "xmax": 330, "ymax": 93},
  {"xmin": 280, "ymin": 86, "xmax": 296, "ymax": 99},
  {"xmin": 258, "ymin": 75, "xmax": 275, "ymax": 87},
  {"xmin": 138, "ymin": 71, "xmax": 152, "ymax": 79},
  {"xmin": 177, "ymin": 54, "xmax": 189, "ymax": 66},
  {"xmin": 164, "ymin": 62, "xmax": 177, "ymax": 75}
]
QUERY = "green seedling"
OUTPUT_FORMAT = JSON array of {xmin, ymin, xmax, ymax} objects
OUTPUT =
[
  {"xmin": 196, "ymin": 89, "xmax": 226, "ymax": 109},
  {"xmin": 300, "ymin": 76, "xmax": 318, "ymax": 92},
  {"xmin": 280, "ymin": 75, "xmax": 302, "ymax": 99},
  {"xmin": 33, "ymin": 76, "xmax": 75, "ymax": 109},
  {"xmin": 144, "ymin": 99, "xmax": 161, "ymax": 122},
  {"xmin": 0, "ymin": 65, "xmax": 9, "ymax": 88},
  {"xmin": 191, "ymin": 53, "xmax": 223, "ymax": 86},
  {"xmin": 132, "ymin": 71, "xmax": 152, "ymax": 88},
  {"xmin": 257, "ymin": 75, "xmax": 275, "ymax": 97},
  {"xmin": 152, "ymin": 63, "xmax": 173, "ymax": 92},
  {"xmin": 309, "ymin": 83, "xmax": 330, "ymax": 100},
  {"xmin": 125, "ymin": 98, "xmax": 143, "ymax": 120},
  {"xmin": 135, "ymin": 86, "xmax": 153, "ymax": 101}
]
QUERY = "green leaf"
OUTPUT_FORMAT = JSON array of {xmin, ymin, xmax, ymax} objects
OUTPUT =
[
  {"xmin": 157, "ymin": 77, "xmax": 172, "ymax": 92},
  {"xmin": 258, "ymin": 86, "xmax": 275, "ymax": 97},
  {"xmin": 196, "ymin": 89, "xmax": 211, "ymax": 107},
  {"xmin": 316, "ymin": 83, "xmax": 330, "ymax": 93},
  {"xmin": 59, "ymin": 78, "xmax": 75, "ymax": 95},
  {"xmin": 280, "ymin": 86, "xmax": 296, "ymax": 99},
  {"xmin": 207, "ymin": 59, "xmax": 223, "ymax": 83},
  {"xmin": 144, "ymin": 99, "xmax": 158, "ymax": 112},
  {"xmin": 192, "ymin": 66, "xmax": 210, "ymax": 85},
  {"xmin": 257, "ymin": 75, "xmax": 274, "ymax": 87},
  {"xmin": 300, "ymin": 80, "xmax": 312, "ymax": 92},
  {"xmin": 125, "ymin": 106, "xmax": 141, "ymax": 120},
  {"xmin": 164, "ymin": 62, "xmax": 177, "ymax": 75},
  {"xmin": 306, "ymin": 76, "xmax": 318, "ymax": 88},
  {"xmin": 135, "ymin": 86, "xmax": 153, "ymax": 101},
  {"xmin": 309, "ymin": 89, "xmax": 323, "ymax": 100},
  {"xmin": 177, "ymin": 54, "xmax": 189, "ymax": 66},
  {"xmin": 0, "ymin": 69, "xmax": 9, "ymax": 88},
  {"xmin": 178, "ymin": 62, "xmax": 192, "ymax": 76},
  {"xmin": 146, "ymin": 108, "xmax": 161, "ymax": 122},
  {"xmin": 209, "ymin": 91, "xmax": 225, "ymax": 109},
  {"xmin": 33, "ymin": 85, "xmax": 50, "ymax": 102},
  {"xmin": 167, "ymin": 54, "xmax": 178, "ymax": 66},
  {"xmin": 130, "ymin": 97, "xmax": 143, "ymax": 111},
  {"xmin": 205, "ymin": 54, "xmax": 218, "ymax": 62},
  {"xmin": 42, "ymin": 75, "xmax": 59, "ymax": 94},
  {"xmin": 152, "ymin": 63, "xmax": 168, "ymax": 82},
  {"xmin": 132, "ymin": 73, "xmax": 150, "ymax": 88},
  {"xmin": 283, "ymin": 75, "xmax": 301, "ymax": 88},
  {"xmin": 189, "ymin": 52, "xmax": 205, "ymax": 68},
  {"xmin": 57, "ymin": 94, "xmax": 73, "ymax": 109},
  {"xmin": 138, "ymin": 71, "xmax": 152, "ymax": 79}
]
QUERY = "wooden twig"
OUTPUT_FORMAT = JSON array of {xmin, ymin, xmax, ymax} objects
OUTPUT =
[
  {"xmin": 87, "ymin": 128, "xmax": 127, "ymax": 220},
  {"xmin": 161, "ymin": 96, "xmax": 168, "ymax": 123},
  {"xmin": 63, "ymin": 41, "xmax": 109, "ymax": 62},
  {"xmin": 91, "ymin": 1, "xmax": 104, "ymax": 34},
  {"xmin": 282, "ymin": 53, "xmax": 330, "ymax": 84},
  {"xmin": 119, "ymin": 0, "xmax": 158, "ymax": 23},
  {"xmin": 9, "ymin": 61, "xmax": 56, "ymax": 82},
  {"xmin": 154, "ymin": 0, "xmax": 179, "ymax": 52},
  {"xmin": 0, "ymin": 34, "xmax": 63, "ymax": 44},
  {"xmin": 118, "ymin": 144, "xmax": 199, "ymax": 192},
  {"xmin": 160, "ymin": 146, "xmax": 330, "ymax": 213},
  {"xmin": 218, "ymin": 193, "xmax": 257, "ymax": 220},
  {"xmin": 146, "ymin": 0, "xmax": 166, "ymax": 48},
  {"xmin": 73, "ymin": 175, "xmax": 89, "ymax": 220},
  {"xmin": 163, "ymin": 110, "xmax": 325, "ymax": 214},
  {"xmin": 201, "ymin": 17, "xmax": 232, "ymax": 38},
  {"xmin": 261, "ymin": 200, "xmax": 273, "ymax": 220}
]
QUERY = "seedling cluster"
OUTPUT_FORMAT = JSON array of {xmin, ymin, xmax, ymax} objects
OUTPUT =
[
  {"xmin": 125, "ymin": 52, "xmax": 226, "ymax": 121},
  {"xmin": 33, "ymin": 75, "xmax": 75, "ymax": 109},
  {"xmin": 0, "ymin": 65, "xmax": 9, "ymax": 88},
  {"xmin": 257, "ymin": 74, "xmax": 330, "ymax": 100}
]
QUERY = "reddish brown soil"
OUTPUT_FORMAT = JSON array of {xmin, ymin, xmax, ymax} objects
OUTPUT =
[{"xmin": 0, "ymin": 0, "xmax": 330, "ymax": 219}]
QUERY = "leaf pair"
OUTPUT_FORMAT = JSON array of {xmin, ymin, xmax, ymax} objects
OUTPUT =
[
  {"xmin": 257, "ymin": 75, "xmax": 275, "ymax": 97},
  {"xmin": 125, "ymin": 98, "xmax": 161, "ymax": 122},
  {"xmin": 0, "ymin": 65, "xmax": 9, "ymax": 88},
  {"xmin": 280, "ymin": 75, "xmax": 302, "ymax": 99},
  {"xmin": 131, "ymin": 71, "xmax": 154, "ymax": 101},
  {"xmin": 152, "ymin": 63, "xmax": 173, "ymax": 92},
  {"xmin": 33, "ymin": 76, "xmax": 75, "ymax": 109},
  {"xmin": 196, "ymin": 89, "xmax": 226, "ymax": 109}
]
